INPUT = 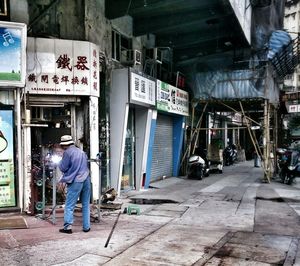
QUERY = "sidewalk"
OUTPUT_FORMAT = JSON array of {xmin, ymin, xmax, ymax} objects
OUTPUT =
[{"xmin": 1, "ymin": 160, "xmax": 300, "ymax": 265}]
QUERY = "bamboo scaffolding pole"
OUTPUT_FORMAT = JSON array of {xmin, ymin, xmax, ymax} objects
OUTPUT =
[
  {"xmin": 265, "ymin": 100, "xmax": 271, "ymax": 182},
  {"xmin": 239, "ymin": 101, "xmax": 269, "ymax": 180},
  {"xmin": 214, "ymin": 99, "xmax": 261, "ymax": 126},
  {"xmin": 194, "ymin": 127, "xmax": 247, "ymax": 131},
  {"xmin": 180, "ymin": 102, "xmax": 208, "ymax": 168},
  {"xmin": 191, "ymin": 106, "xmax": 212, "ymax": 154}
]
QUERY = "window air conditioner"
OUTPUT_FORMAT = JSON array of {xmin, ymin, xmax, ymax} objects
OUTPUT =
[
  {"xmin": 146, "ymin": 48, "xmax": 162, "ymax": 64},
  {"xmin": 121, "ymin": 49, "xmax": 142, "ymax": 65}
]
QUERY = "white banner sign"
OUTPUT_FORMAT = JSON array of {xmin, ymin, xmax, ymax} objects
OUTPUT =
[
  {"xmin": 288, "ymin": 104, "xmax": 300, "ymax": 113},
  {"xmin": 26, "ymin": 38, "xmax": 99, "ymax": 97},
  {"xmin": 130, "ymin": 71, "xmax": 156, "ymax": 106}
]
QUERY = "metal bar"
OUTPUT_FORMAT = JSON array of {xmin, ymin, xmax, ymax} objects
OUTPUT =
[
  {"xmin": 52, "ymin": 168, "xmax": 57, "ymax": 224},
  {"xmin": 98, "ymin": 156, "xmax": 102, "ymax": 222},
  {"xmin": 194, "ymin": 127, "xmax": 247, "ymax": 130},
  {"xmin": 22, "ymin": 124, "xmax": 49, "ymax": 127},
  {"xmin": 104, "ymin": 211, "xmax": 121, "ymax": 248},
  {"xmin": 42, "ymin": 160, "xmax": 46, "ymax": 219}
]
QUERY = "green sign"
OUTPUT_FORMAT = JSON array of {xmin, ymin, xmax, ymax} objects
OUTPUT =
[{"xmin": 156, "ymin": 80, "xmax": 189, "ymax": 116}]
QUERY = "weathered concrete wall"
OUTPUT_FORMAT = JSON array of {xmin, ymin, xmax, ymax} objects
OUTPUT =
[
  {"xmin": 10, "ymin": 0, "xmax": 29, "ymax": 24},
  {"xmin": 56, "ymin": 0, "xmax": 85, "ymax": 40},
  {"xmin": 85, "ymin": 0, "xmax": 111, "ymax": 57},
  {"xmin": 12, "ymin": 0, "xmax": 85, "ymax": 39}
]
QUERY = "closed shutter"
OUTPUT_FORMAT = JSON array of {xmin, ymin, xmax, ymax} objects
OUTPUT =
[{"xmin": 150, "ymin": 114, "xmax": 173, "ymax": 182}]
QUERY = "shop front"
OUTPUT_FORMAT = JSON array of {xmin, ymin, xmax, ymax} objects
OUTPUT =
[
  {"xmin": 24, "ymin": 37, "xmax": 100, "ymax": 214},
  {"xmin": 0, "ymin": 21, "xmax": 26, "ymax": 211},
  {"xmin": 145, "ymin": 80, "xmax": 189, "ymax": 186},
  {"xmin": 110, "ymin": 68, "xmax": 156, "ymax": 194}
]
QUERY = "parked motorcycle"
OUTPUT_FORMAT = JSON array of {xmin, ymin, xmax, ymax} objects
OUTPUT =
[
  {"xmin": 223, "ymin": 144, "xmax": 238, "ymax": 166},
  {"xmin": 187, "ymin": 151, "xmax": 210, "ymax": 180},
  {"xmin": 277, "ymin": 148, "xmax": 300, "ymax": 185}
]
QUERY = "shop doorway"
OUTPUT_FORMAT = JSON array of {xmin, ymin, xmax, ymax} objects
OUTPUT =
[
  {"xmin": 30, "ymin": 105, "xmax": 72, "ymax": 214},
  {"xmin": 121, "ymin": 108, "xmax": 135, "ymax": 191}
]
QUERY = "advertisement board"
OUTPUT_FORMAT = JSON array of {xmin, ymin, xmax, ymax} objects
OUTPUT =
[
  {"xmin": 0, "ymin": 109, "xmax": 16, "ymax": 207},
  {"xmin": 156, "ymin": 80, "xmax": 189, "ymax": 116},
  {"xmin": 26, "ymin": 38, "xmax": 100, "ymax": 97},
  {"xmin": 288, "ymin": 104, "xmax": 300, "ymax": 113},
  {"xmin": 129, "ymin": 70, "xmax": 156, "ymax": 106},
  {"xmin": 0, "ymin": 21, "xmax": 27, "ymax": 87}
]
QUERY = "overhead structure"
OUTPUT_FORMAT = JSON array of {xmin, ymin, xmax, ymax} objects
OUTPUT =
[
  {"xmin": 105, "ymin": 0, "xmax": 251, "ymax": 70},
  {"xmin": 106, "ymin": 0, "xmax": 289, "ymax": 182}
]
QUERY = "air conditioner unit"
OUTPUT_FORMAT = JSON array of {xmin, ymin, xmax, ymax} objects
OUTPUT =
[
  {"xmin": 121, "ymin": 49, "xmax": 142, "ymax": 65},
  {"xmin": 146, "ymin": 48, "xmax": 162, "ymax": 64}
]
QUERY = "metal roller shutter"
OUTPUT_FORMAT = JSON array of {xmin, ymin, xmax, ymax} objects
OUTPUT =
[{"xmin": 150, "ymin": 114, "xmax": 173, "ymax": 182}]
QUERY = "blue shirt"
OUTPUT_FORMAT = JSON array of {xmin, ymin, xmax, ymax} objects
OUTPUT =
[{"xmin": 58, "ymin": 145, "xmax": 90, "ymax": 183}]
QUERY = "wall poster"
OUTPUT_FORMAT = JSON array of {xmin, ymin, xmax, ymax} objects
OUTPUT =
[
  {"xmin": 0, "ymin": 21, "xmax": 27, "ymax": 87},
  {"xmin": 0, "ymin": 109, "xmax": 16, "ymax": 207}
]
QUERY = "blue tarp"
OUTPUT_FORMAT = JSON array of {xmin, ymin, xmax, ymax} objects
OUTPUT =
[
  {"xmin": 267, "ymin": 30, "xmax": 292, "ymax": 60},
  {"xmin": 194, "ymin": 70, "xmax": 264, "ymax": 100}
]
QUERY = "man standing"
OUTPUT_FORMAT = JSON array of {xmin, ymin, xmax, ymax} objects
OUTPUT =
[{"xmin": 58, "ymin": 135, "xmax": 91, "ymax": 234}]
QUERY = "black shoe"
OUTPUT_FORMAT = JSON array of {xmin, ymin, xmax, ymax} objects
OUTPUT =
[
  {"xmin": 83, "ymin": 228, "xmax": 90, "ymax": 233},
  {"xmin": 59, "ymin": 228, "xmax": 72, "ymax": 234}
]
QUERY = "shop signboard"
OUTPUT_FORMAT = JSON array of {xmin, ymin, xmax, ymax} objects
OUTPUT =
[
  {"xmin": 129, "ymin": 70, "xmax": 156, "ymax": 106},
  {"xmin": 0, "ymin": 21, "xmax": 27, "ymax": 87},
  {"xmin": 26, "ymin": 38, "xmax": 100, "ymax": 97},
  {"xmin": 156, "ymin": 80, "xmax": 189, "ymax": 116},
  {"xmin": 288, "ymin": 104, "xmax": 300, "ymax": 113},
  {"xmin": 0, "ymin": 109, "xmax": 16, "ymax": 207}
]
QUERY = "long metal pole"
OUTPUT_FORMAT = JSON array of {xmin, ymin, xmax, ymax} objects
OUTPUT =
[
  {"xmin": 42, "ymin": 160, "xmax": 46, "ymax": 219},
  {"xmin": 52, "ymin": 168, "xmax": 57, "ymax": 224},
  {"xmin": 104, "ymin": 211, "xmax": 121, "ymax": 248},
  {"xmin": 97, "ymin": 156, "xmax": 101, "ymax": 222}
]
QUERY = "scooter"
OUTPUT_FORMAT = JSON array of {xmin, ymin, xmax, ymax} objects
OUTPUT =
[
  {"xmin": 277, "ymin": 148, "xmax": 300, "ymax": 185},
  {"xmin": 223, "ymin": 144, "xmax": 238, "ymax": 166},
  {"xmin": 187, "ymin": 153, "xmax": 210, "ymax": 180}
]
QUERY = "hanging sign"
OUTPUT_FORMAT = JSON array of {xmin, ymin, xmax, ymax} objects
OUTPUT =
[
  {"xmin": 0, "ymin": 21, "xmax": 27, "ymax": 87},
  {"xmin": 129, "ymin": 70, "xmax": 156, "ymax": 106},
  {"xmin": 0, "ymin": 110, "xmax": 16, "ymax": 207},
  {"xmin": 288, "ymin": 104, "xmax": 300, "ymax": 113},
  {"xmin": 157, "ymin": 80, "xmax": 189, "ymax": 116},
  {"xmin": 26, "ymin": 38, "xmax": 100, "ymax": 97}
]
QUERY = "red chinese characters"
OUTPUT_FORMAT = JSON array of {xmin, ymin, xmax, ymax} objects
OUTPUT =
[{"xmin": 56, "ymin": 54, "xmax": 72, "ymax": 71}]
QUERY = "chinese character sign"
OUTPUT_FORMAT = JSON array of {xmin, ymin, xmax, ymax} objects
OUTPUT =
[
  {"xmin": 157, "ymin": 80, "xmax": 189, "ymax": 116},
  {"xmin": 26, "ymin": 38, "xmax": 100, "ymax": 96},
  {"xmin": 156, "ymin": 80, "xmax": 170, "ymax": 112},
  {"xmin": 130, "ymin": 71, "xmax": 156, "ymax": 106},
  {"xmin": 0, "ymin": 22, "xmax": 26, "ymax": 87},
  {"xmin": 0, "ymin": 110, "xmax": 16, "ymax": 207}
]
